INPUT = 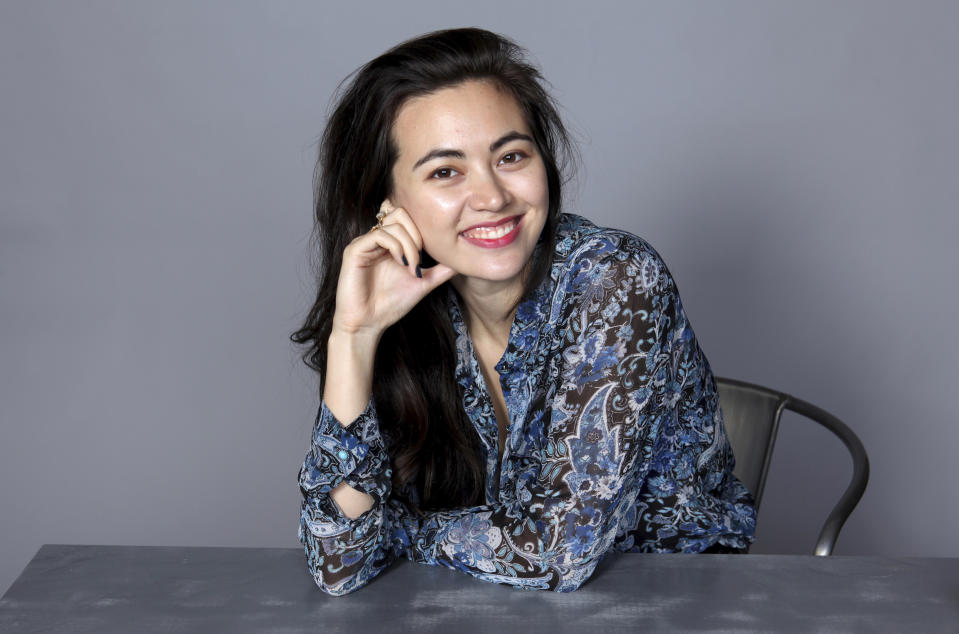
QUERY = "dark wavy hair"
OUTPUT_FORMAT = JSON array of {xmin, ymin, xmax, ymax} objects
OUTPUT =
[{"xmin": 291, "ymin": 28, "xmax": 576, "ymax": 510}]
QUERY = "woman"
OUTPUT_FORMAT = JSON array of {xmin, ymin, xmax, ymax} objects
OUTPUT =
[{"xmin": 293, "ymin": 28, "xmax": 755, "ymax": 595}]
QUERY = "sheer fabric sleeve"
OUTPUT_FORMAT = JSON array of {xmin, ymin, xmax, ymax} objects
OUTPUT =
[
  {"xmin": 621, "ymin": 251, "xmax": 757, "ymax": 553},
  {"xmin": 390, "ymin": 236, "xmax": 755, "ymax": 591},
  {"xmin": 298, "ymin": 399, "xmax": 410, "ymax": 595},
  {"xmin": 298, "ymin": 233, "xmax": 755, "ymax": 594}
]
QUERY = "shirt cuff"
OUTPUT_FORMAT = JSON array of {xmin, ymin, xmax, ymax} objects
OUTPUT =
[{"xmin": 298, "ymin": 399, "xmax": 385, "ymax": 497}]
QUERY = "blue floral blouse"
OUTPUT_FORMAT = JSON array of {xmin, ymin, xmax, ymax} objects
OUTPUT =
[{"xmin": 298, "ymin": 213, "xmax": 756, "ymax": 595}]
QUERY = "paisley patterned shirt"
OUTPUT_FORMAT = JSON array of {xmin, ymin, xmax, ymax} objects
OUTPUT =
[{"xmin": 298, "ymin": 213, "xmax": 756, "ymax": 595}]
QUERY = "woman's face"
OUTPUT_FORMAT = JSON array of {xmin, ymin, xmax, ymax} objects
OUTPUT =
[{"xmin": 389, "ymin": 80, "xmax": 549, "ymax": 290}]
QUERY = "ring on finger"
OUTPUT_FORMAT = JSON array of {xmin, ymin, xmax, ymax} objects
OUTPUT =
[{"xmin": 368, "ymin": 201, "xmax": 395, "ymax": 233}]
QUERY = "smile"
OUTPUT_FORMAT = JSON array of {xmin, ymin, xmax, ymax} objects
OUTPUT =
[{"xmin": 460, "ymin": 216, "xmax": 522, "ymax": 248}]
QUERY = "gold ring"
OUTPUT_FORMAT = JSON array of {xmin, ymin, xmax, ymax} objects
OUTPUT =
[{"xmin": 369, "ymin": 201, "xmax": 394, "ymax": 232}]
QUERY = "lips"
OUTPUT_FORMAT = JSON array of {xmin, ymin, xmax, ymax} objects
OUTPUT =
[
  {"xmin": 461, "ymin": 216, "xmax": 520, "ymax": 240},
  {"xmin": 459, "ymin": 215, "xmax": 523, "ymax": 248}
]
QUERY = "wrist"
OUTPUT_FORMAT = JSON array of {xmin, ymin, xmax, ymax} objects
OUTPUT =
[
  {"xmin": 323, "ymin": 329, "xmax": 379, "ymax": 426},
  {"xmin": 327, "ymin": 326, "xmax": 381, "ymax": 359}
]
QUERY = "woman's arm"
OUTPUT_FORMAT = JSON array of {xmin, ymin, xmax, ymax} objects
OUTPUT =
[
  {"xmin": 298, "ymin": 396, "xmax": 398, "ymax": 595},
  {"xmin": 394, "ymin": 235, "xmax": 755, "ymax": 590},
  {"xmin": 299, "ymin": 206, "xmax": 455, "ymax": 595},
  {"xmin": 321, "ymin": 330, "xmax": 379, "ymax": 517},
  {"xmin": 300, "ymin": 230, "xmax": 754, "ymax": 594}
]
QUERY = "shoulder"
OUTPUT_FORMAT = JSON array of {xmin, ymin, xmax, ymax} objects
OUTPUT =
[{"xmin": 551, "ymin": 213, "xmax": 677, "ymax": 304}]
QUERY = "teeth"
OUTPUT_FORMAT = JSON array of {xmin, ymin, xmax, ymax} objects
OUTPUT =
[{"xmin": 464, "ymin": 219, "xmax": 517, "ymax": 240}]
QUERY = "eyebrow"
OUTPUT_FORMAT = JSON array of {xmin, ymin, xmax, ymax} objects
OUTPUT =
[{"xmin": 411, "ymin": 131, "xmax": 534, "ymax": 171}]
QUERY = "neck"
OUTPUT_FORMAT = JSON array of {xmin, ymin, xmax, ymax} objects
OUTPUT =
[{"xmin": 452, "ymin": 275, "xmax": 525, "ymax": 348}]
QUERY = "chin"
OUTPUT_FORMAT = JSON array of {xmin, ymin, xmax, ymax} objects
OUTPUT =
[
  {"xmin": 461, "ymin": 261, "xmax": 529, "ymax": 284},
  {"xmin": 438, "ymin": 241, "xmax": 537, "ymax": 285}
]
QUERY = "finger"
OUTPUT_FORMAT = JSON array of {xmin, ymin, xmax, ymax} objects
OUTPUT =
[
  {"xmin": 380, "ymin": 207, "xmax": 424, "ymax": 253},
  {"xmin": 378, "ymin": 199, "xmax": 395, "ymax": 217},
  {"xmin": 350, "ymin": 228, "xmax": 407, "ymax": 269},
  {"xmin": 376, "ymin": 222, "xmax": 421, "ymax": 273},
  {"xmin": 419, "ymin": 262, "xmax": 457, "ymax": 291}
]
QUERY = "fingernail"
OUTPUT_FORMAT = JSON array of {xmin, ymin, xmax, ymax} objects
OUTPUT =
[
  {"xmin": 415, "ymin": 265, "xmax": 422, "ymax": 279},
  {"xmin": 402, "ymin": 255, "xmax": 408, "ymax": 266}
]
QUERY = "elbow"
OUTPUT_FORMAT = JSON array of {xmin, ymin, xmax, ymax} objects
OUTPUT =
[
  {"xmin": 545, "ymin": 527, "xmax": 613, "ymax": 591},
  {"xmin": 299, "ymin": 523, "xmax": 373, "ymax": 597},
  {"xmin": 312, "ymin": 574, "xmax": 364, "ymax": 597},
  {"xmin": 302, "ymin": 544, "xmax": 374, "ymax": 597},
  {"xmin": 299, "ymin": 524, "xmax": 385, "ymax": 597},
  {"xmin": 550, "ymin": 556, "xmax": 602, "ymax": 592}
]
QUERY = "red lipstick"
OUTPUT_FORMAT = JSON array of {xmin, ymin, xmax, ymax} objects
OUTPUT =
[{"xmin": 459, "ymin": 215, "xmax": 522, "ymax": 248}]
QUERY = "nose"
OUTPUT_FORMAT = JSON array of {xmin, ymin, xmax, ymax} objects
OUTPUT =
[{"xmin": 467, "ymin": 168, "xmax": 510, "ymax": 212}]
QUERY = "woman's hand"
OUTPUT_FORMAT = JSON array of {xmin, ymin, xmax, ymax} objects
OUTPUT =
[
  {"xmin": 323, "ymin": 202, "xmax": 454, "ymax": 430},
  {"xmin": 323, "ymin": 202, "xmax": 454, "ymax": 509},
  {"xmin": 331, "ymin": 202, "xmax": 456, "ymax": 340}
]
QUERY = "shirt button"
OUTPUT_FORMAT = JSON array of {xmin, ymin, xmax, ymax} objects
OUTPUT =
[{"xmin": 336, "ymin": 450, "xmax": 349, "ymax": 461}]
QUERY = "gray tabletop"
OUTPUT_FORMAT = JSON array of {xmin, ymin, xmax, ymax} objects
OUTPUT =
[{"xmin": 1, "ymin": 545, "xmax": 957, "ymax": 633}]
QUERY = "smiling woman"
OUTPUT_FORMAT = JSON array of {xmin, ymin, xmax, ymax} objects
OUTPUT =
[
  {"xmin": 291, "ymin": 27, "xmax": 756, "ymax": 595},
  {"xmin": 391, "ymin": 80, "xmax": 548, "ymax": 288}
]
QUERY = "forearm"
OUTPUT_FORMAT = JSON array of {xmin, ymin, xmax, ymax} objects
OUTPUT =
[
  {"xmin": 298, "ymin": 398, "xmax": 397, "ymax": 594},
  {"xmin": 324, "ymin": 329, "xmax": 379, "ymax": 424},
  {"xmin": 323, "ymin": 329, "xmax": 382, "ymax": 517},
  {"xmin": 299, "ymin": 211, "xmax": 456, "ymax": 593},
  {"xmin": 329, "ymin": 481, "xmax": 373, "ymax": 519},
  {"xmin": 299, "ymin": 493, "xmax": 392, "ymax": 595},
  {"xmin": 402, "ymin": 482, "xmax": 643, "ymax": 592}
]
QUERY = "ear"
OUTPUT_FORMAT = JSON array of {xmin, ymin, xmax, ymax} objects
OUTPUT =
[{"xmin": 379, "ymin": 199, "xmax": 395, "ymax": 215}]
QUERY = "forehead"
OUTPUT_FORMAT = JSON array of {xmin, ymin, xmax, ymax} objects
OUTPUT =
[{"xmin": 392, "ymin": 81, "xmax": 530, "ymax": 156}]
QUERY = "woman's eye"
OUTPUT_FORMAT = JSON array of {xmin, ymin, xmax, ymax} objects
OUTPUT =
[
  {"xmin": 499, "ymin": 151, "xmax": 526, "ymax": 165},
  {"xmin": 430, "ymin": 167, "xmax": 457, "ymax": 179}
]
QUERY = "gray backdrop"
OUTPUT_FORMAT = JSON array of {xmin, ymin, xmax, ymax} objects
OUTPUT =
[{"xmin": 2, "ymin": 0, "xmax": 957, "ymax": 592}]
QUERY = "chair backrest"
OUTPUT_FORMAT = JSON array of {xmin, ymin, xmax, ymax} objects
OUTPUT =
[
  {"xmin": 715, "ymin": 380, "xmax": 787, "ymax": 511},
  {"xmin": 715, "ymin": 377, "xmax": 870, "ymax": 555}
]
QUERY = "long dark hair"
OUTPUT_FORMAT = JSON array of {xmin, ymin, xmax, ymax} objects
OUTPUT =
[{"xmin": 291, "ymin": 28, "xmax": 576, "ymax": 510}]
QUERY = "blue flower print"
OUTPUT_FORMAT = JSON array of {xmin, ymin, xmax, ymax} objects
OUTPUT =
[
  {"xmin": 298, "ymin": 214, "xmax": 756, "ymax": 595},
  {"xmin": 439, "ymin": 513, "xmax": 502, "ymax": 573}
]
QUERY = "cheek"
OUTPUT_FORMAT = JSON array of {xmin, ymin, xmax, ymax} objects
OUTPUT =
[
  {"xmin": 396, "ymin": 178, "xmax": 457, "ymax": 215},
  {"xmin": 391, "ymin": 185, "xmax": 435, "ymax": 238},
  {"xmin": 405, "ymin": 208, "xmax": 446, "ymax": 255},
  {"xmin": 406, "ymin": 195, "xmax": 461, "ymax": 238},
  {"xmin": 534, "ymin": 167, "xmax": 550, "ymax": 204},
  {"xmin": 512, "ymin": 163, "xmax": 549, "ymax": 206}
]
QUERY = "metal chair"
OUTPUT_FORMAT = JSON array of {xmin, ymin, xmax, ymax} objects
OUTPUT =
[{"xmin": 715, "ymin": 377, "xmax": 869, "ymax": 556}]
